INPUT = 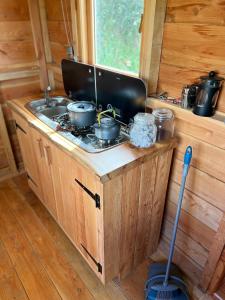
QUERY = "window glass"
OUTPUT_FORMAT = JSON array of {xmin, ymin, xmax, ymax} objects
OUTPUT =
[{"xmin": 94, "ymin": 0, "xmax": 144, "ymax": 74}]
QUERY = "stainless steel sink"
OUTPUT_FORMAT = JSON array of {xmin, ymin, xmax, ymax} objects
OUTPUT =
[
  {"xmin": 40, "ymin": 106, "xmax": 68, "ymax": 118},
  {"xmin": 25, "ymin": 96, "xmax": 72, "ymax": 118}
]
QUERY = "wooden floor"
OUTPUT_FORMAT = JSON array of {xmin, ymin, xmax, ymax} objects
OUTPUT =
[
  {"xmin": 0, "ymin": 174, "xmax": 215, "ymax": 300},
  {"xmin": 0, "ymin": 174, "xmax": 151, "ymax": 300}
]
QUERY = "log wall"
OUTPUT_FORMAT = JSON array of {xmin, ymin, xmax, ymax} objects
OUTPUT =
[{"xmin": 0, "ymin": 0, "xmax": 41, "ymax": 172}]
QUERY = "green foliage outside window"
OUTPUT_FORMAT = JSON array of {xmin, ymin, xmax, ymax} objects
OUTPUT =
[{"xmin": 95, "ymin": 0, "xmax": 144, "ymax": 74}]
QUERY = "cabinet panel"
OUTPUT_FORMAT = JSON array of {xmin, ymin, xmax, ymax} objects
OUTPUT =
[
  {"xmin": 31, "ymin": 128, "xmax": 57, "ymax": 219},
  {"xmin": 12, "ymin": 111, "xmax": 42, "ymax": 198},
  {"xmin": 51, "ymin": 147, "xmax": 78, "ymax": 245}
]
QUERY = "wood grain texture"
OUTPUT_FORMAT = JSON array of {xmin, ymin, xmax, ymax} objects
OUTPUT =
[
  {"xmin": 0, "ymin": 239, "xmax": 29, "ymax": 300},
  {"xmin": 4, "ymin": 184, "xmax": 95, "ymax": 300},
  {"xmin": 162, "ymin": 219, "xmax": 208, "ymax": 268},
  {"xmin": 119, "ymin": 165, "xmax": 142, "ymax": 278},
  {"xmin": 201, "ymin": 215, "xmax": 225, "ymax": 291},
  {"xmin": 171, "ymin": 159, "xmax": 225, "ymax": 212},
  {"xmin": 165, "ymin": 201, "xmax": 215, "ymax": 251},
  {"xmin": 0, "ymin": 191, "xmax": 62, "ymax": 299},
  {"xmin": 0, "ymin": 106, "xmax": 17, "ymax": 177},
  {"xmin": 158, "ymin": 1, "xmax": 225, "ymax": 113},
  {"xmin": 147, "ymin": 150, "xmax": 173, "ymax": 255},
  {"xmin": 0, "ymin": 0, "xmax": 29, "ymax": 21},
  {"xmin": 167, "ymin": 180, "xmax": 223, "ymax": 231},
  {"xmin": 159, "ymin": 236, "xmax": 203, "ymax": 285},
  {"xmin": 139, "ymin": 0, "xmax": 167, "ymax": 93},
  {"xmin": 166, "ymin": 0, "xmax": 225, "ymax": 25}
]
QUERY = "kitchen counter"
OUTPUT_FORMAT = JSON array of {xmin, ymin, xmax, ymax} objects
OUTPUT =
[{"xmin": 8, "ymin": 94, "xmax": 176, "ymax": 182}]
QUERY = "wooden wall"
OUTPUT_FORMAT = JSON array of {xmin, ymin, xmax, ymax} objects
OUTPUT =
[
  {"xmin": 152, "ymin": 1, "xmax": 225, "ymax": 291},
  {"xmin": 45, "ymin": 0, "xmax": 72, "ymax": 88},
  {"xmin": 157, "ymin": 0, "xmax": 225, "ymax": 113},
  {"xmin": 0, "ymin": 0, "xmax": 42, "ymax": 172}
]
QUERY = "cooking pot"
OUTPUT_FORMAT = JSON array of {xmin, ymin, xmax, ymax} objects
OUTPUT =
[
  {"xmin": 94, "ymin": 117, "xmax": 120, "ymax": 141},
  {"xmin": 67, "ymin": 101, "xmax": 96, "ymax": 128}
]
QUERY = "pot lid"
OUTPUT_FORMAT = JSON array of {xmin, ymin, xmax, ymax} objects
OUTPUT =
[
  {"xmin": 200, "ymin": 71, "xmax": 224, "ymax": 82},
  {"xmin": 67, "ymin": 101, "xmax": 96, "ymax": 112},
  {"xmin": 100, "ymin": 117, "xmax": 117, "ymax": 127}
]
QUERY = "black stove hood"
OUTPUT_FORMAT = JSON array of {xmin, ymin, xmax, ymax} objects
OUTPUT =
[{"xmin": 61, "ymin": 59, "xmax": 146, "ymax": 124}]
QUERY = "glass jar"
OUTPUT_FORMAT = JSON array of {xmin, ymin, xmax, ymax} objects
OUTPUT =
[
  {"xmin": 129, "ymin": 113, "xmax": 157, "ymax": 148},
  {"xmin": 152, "ymin": 108, "xmax": 174, "ymax": 141}
]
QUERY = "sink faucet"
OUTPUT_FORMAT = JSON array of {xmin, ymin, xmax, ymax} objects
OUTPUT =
[{"xmin": 45, "ymin": 86, "xmax": 52, "ymax": 106}]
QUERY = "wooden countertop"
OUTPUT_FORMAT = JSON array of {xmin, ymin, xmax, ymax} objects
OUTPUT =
[{"xmin": 8, "ymin": 94, "xmax": 176, "ymax": 182}]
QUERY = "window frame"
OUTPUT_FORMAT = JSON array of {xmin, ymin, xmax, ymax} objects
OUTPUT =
[{"xmin": 72, "ymin": 0, "xmax": 167, "ymax": 95}]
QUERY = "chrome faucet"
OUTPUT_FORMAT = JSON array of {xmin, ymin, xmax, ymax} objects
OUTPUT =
[{"xmin": 45, "ymin": 86, "xmax": 52, "ymax": 106}]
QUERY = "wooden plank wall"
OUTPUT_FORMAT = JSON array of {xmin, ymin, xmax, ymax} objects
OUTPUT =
[
  {"xmin": 148, "ymin": 102, "xmax": 225, "ymax": 288},
  {"xmin": 45, "ymin": 0, "xmax": 72, "ymax": 89},
  {"xmin": 157, "ymin": 0, "xmax": 225, "ymax": 113},
  {"xmin": 0, "ymin": 0, "xmax": 42, "ymax": 172},
  {"xmin": 152, "ymin": 1, "xmax": 225, "ymax": 290}
]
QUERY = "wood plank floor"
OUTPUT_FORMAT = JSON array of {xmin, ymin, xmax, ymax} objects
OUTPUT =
[
  {"xmin": 0, "ymin": 174, "xmax": 214, "ymax": 300},
  {"xmin": 0, "ymin": 174, "xmax": 151, "ymax": 300}
]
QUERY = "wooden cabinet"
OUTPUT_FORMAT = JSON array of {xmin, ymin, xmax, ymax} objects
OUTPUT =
[
  {"xmin": 31, "ymin": 128, "xmax": 58, "ymax": 220},
  {"xmin": 12, "ymin": 111, "xmax": 42, "ymax": 199},
  {"xmin": 13, "ymin": 110, "xmax": 174, "ymax": 284}
]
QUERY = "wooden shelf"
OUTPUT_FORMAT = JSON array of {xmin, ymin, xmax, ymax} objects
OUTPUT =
[{"xmin": 147, "ymin": 97, "xmax": 225, "ymax": 150}]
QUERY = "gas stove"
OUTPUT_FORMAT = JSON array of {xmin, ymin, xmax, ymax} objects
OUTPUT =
[{"xmin": 38, "ymin": 111, "xmax": 129, "ymax": 153}]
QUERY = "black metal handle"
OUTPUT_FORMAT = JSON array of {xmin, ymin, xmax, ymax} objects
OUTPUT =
[{"xmin": 16, "ymin": 123, "xmax": 26, "ymax": 134}]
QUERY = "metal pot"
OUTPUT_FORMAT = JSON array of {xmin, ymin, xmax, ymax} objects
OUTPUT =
[
  {"xmin": 67, "ymin": 101, "xmax": 96, "ymax": 128},
  {"xmin": 94, "ymin": 117, "xmax": 120, "ymax": 141}
]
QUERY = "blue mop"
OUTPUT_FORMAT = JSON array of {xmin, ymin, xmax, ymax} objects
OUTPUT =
[{"xmin": 145, "ymin": 146, "xmax": 192, "ymax": 300}]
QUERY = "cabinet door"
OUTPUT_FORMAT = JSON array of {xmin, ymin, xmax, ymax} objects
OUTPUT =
[
  {"xmin": 31, "ymin": 128, "xmax": 58, "ymax": 219},
  {"xmin": 75, "ymin": 172, "xmax": 103, "ymax": 275},
  {"xmin": 13, "ymin": 111, "xmax": 42, "ymax": 198},
  {"xmin": 50, "ymin": 146, "xmax": 78, "ymax": 245}
]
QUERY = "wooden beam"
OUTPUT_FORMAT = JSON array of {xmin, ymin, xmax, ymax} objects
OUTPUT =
[
  {"xmin": 70, "ymin": 0, "xmax": 79, "ymax": 60},
  {"xmin": 0, "ymin": 68, "xmax": 40, "ymax": 82},
  {"xmin": 76, "ymin": 0, "xmax": 88, "ymax": 63},
  {"xmin": 27, "ymin": 0, "xmax": 49, "ymax": 90},
  {"xmin": 139, "ymin": 0, "xmax": 167, "ymax": 94},
  {"xmin": 0, "ymin": 105, "xmax": 17, "ymax": 178},
  {"xmin": 38, "ymin": 0, "xmax": 55, "ymax": 89}
]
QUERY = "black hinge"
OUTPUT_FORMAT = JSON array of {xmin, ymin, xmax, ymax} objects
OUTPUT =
[
  {"xmin": 15, "ymin": 122, "xmax": 27, "ymax": 134},
  {"xmin": 81, "ymin": 244, "xmax": 102, "ymax": 273},
  {"xmin": 75, "ymin": 178, "xmax": 100, "ymax": 209}
]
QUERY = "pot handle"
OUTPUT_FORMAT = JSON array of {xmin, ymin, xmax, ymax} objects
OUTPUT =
[{"xmin": 97, "ymin": 108, "xmax": 116, "ymax": 125}]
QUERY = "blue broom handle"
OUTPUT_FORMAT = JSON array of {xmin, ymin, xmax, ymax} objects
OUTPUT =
[{"xmin": 163, "ymin": 146, "xmax": 192, "ymax": 287}]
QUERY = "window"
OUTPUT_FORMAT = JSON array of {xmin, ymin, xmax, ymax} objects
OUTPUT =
[{"xmin": 94, "ymin": 0, "xmax": 144, "ymax": 75}]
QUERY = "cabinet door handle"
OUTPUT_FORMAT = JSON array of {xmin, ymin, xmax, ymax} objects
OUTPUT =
[
  {"xmin": 37, "ymin": 139, "xmax": 44, "ymax": 158},
  {"xmin": 44, "ymin": 146, "xmax": 52, "ymax": 165}
]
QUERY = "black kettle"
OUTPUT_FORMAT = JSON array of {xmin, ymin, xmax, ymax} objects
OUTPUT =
[{"xmin": 192, "ymin": 71, "xmax": 224, "ymax": 117}]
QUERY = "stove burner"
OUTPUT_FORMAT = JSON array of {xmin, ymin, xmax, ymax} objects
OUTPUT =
[{"xmin": 50, "ymin": 112, "xmax": 129, "ymax": 152}]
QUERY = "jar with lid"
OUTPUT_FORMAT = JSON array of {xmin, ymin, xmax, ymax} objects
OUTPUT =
[
  {"xmin": 129, "ymin": 113, "xmax": 157, "ymax": 148},
  {"xmin": 152, "ymin": 108, "xmax": 174, "ymax": 141}
]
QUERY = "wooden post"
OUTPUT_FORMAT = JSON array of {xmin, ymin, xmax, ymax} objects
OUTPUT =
[
  {"xmin": 76, "ymin": 0, "xmax": 89, "ymax": 63},
  {"xmin": 27, "ymin": 0, "xmax": 49, "ymax": 90},
  {"xmin": 139, "ymin": 0, "xmax": 167, "ymax": 95},
  {"xmin": 70, "ymin": 0, "xmax": 79, "ymax": 60}
]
